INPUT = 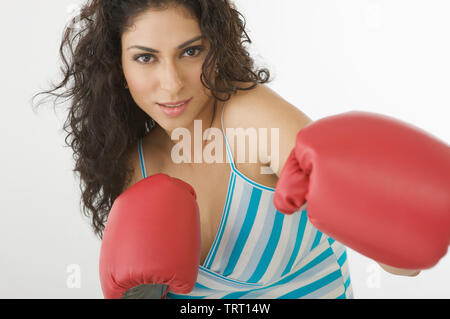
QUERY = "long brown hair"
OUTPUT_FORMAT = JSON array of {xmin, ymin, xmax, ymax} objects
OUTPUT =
[{"xmin": 32, "ymin": 0, "xmax": 271, "ymax": 240}]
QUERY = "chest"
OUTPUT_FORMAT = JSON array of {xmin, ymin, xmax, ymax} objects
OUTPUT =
[
  {"xmin": 156, "ymin": 160, "xmax": 230, "ymax": 265},
  {"xmin": 186, "ymin": 164, "xmax": 231, "ymax": 265},
  {"xmin": 168, "ymin": 162, "xmax": 278, "ymax": 266},
  {"xmin": 141, "ymin": 138, "xmax": 278, "ymax": 266}
]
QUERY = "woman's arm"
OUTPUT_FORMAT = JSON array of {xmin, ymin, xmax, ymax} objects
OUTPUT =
[
  {"xmin": 378, "ymin": 262, "xmax": 421, "ymax": 277},
  {"xmin": 229, "ymin": 85, "xmax": 427, "ymax": 278}
]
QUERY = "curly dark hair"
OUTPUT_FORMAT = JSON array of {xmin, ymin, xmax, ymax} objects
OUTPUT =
[{"xmin": 32, "ymin": 0, "xmax": 271, "ymax": 240}]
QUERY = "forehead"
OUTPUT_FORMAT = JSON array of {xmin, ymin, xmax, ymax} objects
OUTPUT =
[{"xmin": 122, "ymin": 5, "xmax": 201, "ymax": 45}]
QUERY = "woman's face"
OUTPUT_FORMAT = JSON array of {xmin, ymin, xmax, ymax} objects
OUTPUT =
[{"xmin": 121, "ymin": 5, "xmax": 214, "ymax": 133}]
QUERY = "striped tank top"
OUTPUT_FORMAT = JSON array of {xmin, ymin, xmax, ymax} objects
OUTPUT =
[{"xmin": 137, "ymin": 104, "xmax": 354, "ymax": 299}]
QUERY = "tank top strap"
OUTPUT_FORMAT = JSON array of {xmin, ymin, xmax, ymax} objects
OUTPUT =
[
  {"xmin": 220, "ymin": 102, "xmax": 238, "ymax": 172},
  {"xmin": 137, "ymin": 138, "xmax": 147, "ymax": 179}
]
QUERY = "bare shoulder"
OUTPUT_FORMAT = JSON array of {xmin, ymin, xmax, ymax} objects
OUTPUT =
[
  {"xmin": 224, "ymin": 83, "xmax": 313, "ymax": 176},
  {"xmin": 226, "ymin": 84, "xmax": 311, "ymax": 123}
]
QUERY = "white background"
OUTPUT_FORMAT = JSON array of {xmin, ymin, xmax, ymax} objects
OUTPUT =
[{"xmin": 0, "ymin": 0, "xmax": 448, "ymax": 298}]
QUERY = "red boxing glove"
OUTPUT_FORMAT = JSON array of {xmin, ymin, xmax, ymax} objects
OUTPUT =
[
  {"xmin": 99, "ymin": 174, "xmax": 201, "ymax": 299},
  {"xmin": 274, "ymin": 111, "xmax": 450, "ymax": 270}
]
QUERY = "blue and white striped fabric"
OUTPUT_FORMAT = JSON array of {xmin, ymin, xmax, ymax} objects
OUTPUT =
[{"xmin": 137, "ymin": 104, "xmax": 353, "ymax": 299}]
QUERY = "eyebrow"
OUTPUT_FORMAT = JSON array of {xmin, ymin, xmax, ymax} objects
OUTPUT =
[{"xmin": 127, "ymin": 35, "xmax": 205, "ymax": 53}]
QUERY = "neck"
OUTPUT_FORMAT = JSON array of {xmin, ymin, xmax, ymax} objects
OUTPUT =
[{"xmin": 157, "ymin": 98, "xmax": 225, "ymax": 167}]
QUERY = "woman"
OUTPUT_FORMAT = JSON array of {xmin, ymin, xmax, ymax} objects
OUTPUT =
[{"xmin": 34, "ymin": 0, "xmax": 421, "ymax": 299}]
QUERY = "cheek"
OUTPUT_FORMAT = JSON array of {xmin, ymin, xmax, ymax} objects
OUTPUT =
[
  {"xmin": 130, "ymin": 77, "xmax": 156, "ymax": 94},
  {"xmin": 123, "ymin": 61, "xmax": 154, "ymax": 93},
  {"xmin": 186, "ymin": 61, "xmax": 204, "ymax": 83},
  {"xmin": 188, "ymin": 64, "xmax": 213, "ymax": 97},
  {"xmin": 127, "ymin": 74, "xmax": 158, "ymax": 103}
]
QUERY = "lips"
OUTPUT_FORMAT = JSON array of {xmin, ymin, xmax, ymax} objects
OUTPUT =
[
  {"xmin": 158, "ymin": 98, "xmax": 192, "ymax": 117},
  {"xmin": 158, "ymin": 98, "xmax": 192, "ymax": 107}
]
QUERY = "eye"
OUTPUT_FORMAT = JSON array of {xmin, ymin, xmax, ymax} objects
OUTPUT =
[
  {"xmin": 183, "ymin": 46, "xmax": 204, "ymax": 57},
  {"xmin": 133, "ymin": 46, "xmax": 204, "ymax": 65},
  {"xmin": 134, "ymin": 54, "xmax": 154, "ymax": 64}
]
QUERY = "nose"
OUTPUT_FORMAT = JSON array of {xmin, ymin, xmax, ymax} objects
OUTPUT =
[{"xmin": 159, "ymin": 62, "xmax": 184, "ymax": 93}]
